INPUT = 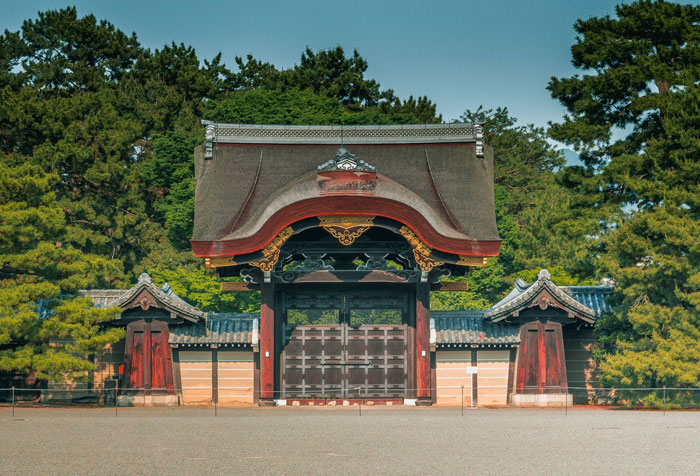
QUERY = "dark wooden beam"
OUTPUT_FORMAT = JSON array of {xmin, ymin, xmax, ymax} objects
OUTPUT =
[
  {"xmin": 220, "ymin": 282, "xmax": 256, "ymax": 291},
  {"xmin": 433, "ymin": 281, "xmax": 469, "ymax": 291}
]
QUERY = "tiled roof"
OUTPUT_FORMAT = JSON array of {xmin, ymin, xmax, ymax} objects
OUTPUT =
[
  {"xmin": 81, "ymin": 274, "xmax": 205, "ymax": 322},
  {"xmin": 432, "ymin": 310, "xmax": 520, "ymax": 346},
  {"xmin": 169, "ymin": 313, "xmax": 259, "ymax": 346},
  {"xmin": 113, "ymin": 273, "xmax": 205, "ymax": 322},
  {"xmin": 485, "ymin": 269, "xmax": 599, "ymax": 323},
  {"xmin": 79, "ymin": 289, "xmax": 128, "ymax": 308},
  {"xmin": 562, "ymin": 286, "xmax": 613, "ymax": 317}
]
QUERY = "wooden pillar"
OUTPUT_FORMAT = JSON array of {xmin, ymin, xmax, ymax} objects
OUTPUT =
[
  {"xmin": 211, "ymin": 346, "xmax": 218, "ymax": 404},
  {"xmin": 143, "ymin": 321, "xmax": 152, "ymax": 395},
  {"xmin": 471, "ymin": 348, "xmax": 478, "ymax": 406},
  {"xmin": 415, "ymin": 280, "xmax": 430, "ymax": 402},
  {"xmin": 171, "ymin": 346, "xmax": 183, "ymax": 404},
  {"xmin": 537, "ymin": 321, "xmax": 546, "ymax": 394},
  {"xmin": 260, "ymin": 280, "xmax": 275, "ymax": 402},
  {"xmin": 506, "ymin": 347, "xmax": 517, "ymax": 404}
]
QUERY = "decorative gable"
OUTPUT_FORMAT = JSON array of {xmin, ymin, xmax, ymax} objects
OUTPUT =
[
  {"xmin": 112, "ymin": 273, "xmax": 205, "ymax": 323},
  {"xmin": 485, "ymin": 269, "xmax": 598, "ymax": 324}
]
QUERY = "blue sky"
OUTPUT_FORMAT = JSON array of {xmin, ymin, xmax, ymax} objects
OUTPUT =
[{"xmin": 3, "ymin": 1, "xmax": 697, "ymax": 130}]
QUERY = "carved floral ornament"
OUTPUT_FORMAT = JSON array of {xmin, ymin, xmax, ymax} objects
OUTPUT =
[
  {"xmin": 397, "ymin": 226, "xmax": 444, "ymax": 273},
  {"xmin": 249, "ymin": 226, "xmax": 294, "ymax": 272},
  {"xmin": 319, "ymin": 215, "xmax": 374, "ymax": 245}
]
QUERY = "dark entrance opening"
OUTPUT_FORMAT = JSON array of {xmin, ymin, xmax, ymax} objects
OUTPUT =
[{"xmin": 279, "ymin": 285, "xmax": 414, "ymax": 399}]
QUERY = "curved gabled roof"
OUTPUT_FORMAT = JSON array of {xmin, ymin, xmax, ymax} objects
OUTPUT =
[
  {"xmin": 191, "ymin": 123, "xmax": 501, "ymax": 259},
  {"xmin": 485, "ymin": 269, "xmax": 607, "ymax": 324},
  {"xmin": 110, "ymin": 273, "xmax": 205, "ymax": 322}
]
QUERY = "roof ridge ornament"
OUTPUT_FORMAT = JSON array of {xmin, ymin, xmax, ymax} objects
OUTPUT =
[
  {"xmin": 138, "ymin": 272, "xmax": 152, "ymax": 284},
  {"xmin": 202, "ymin": 120, "xmax": 215, "ymax": 159},
  {"xmin": 538, "ymin": 268, "xmax": 551, "ymax": 281},
  {"xmin": 317, "ymin": 148, "xmax": 377, "ymax": 173},
  {"xmin": 335, "ymin": 148, "xmax": 357, "ymax": 170}
]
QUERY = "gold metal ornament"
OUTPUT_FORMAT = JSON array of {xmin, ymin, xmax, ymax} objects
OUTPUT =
[
  {"xmin": 250, "ymin": 226, "xmax": 294, "ymax": 272},
  {"xmin": 456, "ymin": 255, "xmax": 488, "ymax": 267},
  {"xmin": 319, "ymin": 215, "xmax": 375, "ymax": 246},
  {"xmin": 398, "ymin": 226, "xmax": 444, "ymax": 272}
]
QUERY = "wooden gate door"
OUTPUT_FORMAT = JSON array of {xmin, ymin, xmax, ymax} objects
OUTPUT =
[
  {"xmin": 281, "ymin": 290, "xmax": 409, "ymax": 399},
  {"xmin": 515, "ymin": 321, "xmax": 567, "ymax": 394},
  {"xmin": 124, "ymin": 320, "xmax": 174, "ymax": 394}
]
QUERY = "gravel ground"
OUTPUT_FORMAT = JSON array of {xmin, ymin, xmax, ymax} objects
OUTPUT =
[{"xmin": 1, "ymin": 405, "xmax": 699, "ymax": 476}]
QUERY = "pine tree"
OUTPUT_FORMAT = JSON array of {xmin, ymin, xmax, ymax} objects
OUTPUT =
[
  {"xmin": 549, "ymin": 0, "xmax": 700, "ymax": 398},
  {"xmin": 0, "ymin": 163, "xmax": 125, "ymax": 380}
]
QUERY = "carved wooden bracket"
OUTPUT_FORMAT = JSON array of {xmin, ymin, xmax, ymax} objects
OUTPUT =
[
  {"xmin": 319, "ymin": 215, "xmax": 374, "ymax": 245},
  {"xmin": 206, "ymin": 256, "xmax": 237, "ymax": 269},
  {"xmin": 532, "ymin": 292, "xmax": 555, "ymax": 311},
  {"xmin": 220, "ymin": 282, "xmax": 256, "ymax": 291},
  {"xmin": 250, "ymin": 226, "xmax": 294, "ymax": 272},
  {"xmin": 121, "ymin": 290, "xmax": 160, "ymax": 312},
  {"xmin": 398, "ymin": 225, "xmax": 444, "ymax": 272},
  {"xmin": 456, "ymin": 255, "xmax": 488, "ymax": 267}
]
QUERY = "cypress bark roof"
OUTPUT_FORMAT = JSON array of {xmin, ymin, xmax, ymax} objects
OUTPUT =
[{"xmin": 191, "ymin": 123, "xmax": 501, "ymax": 258}]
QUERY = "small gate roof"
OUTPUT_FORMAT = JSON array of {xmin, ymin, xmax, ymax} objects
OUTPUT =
[
  {"xmin": 80, "ymin": 273, "xmax": 206, "ymax": 322},
  {"xmin": 485, "ymin": 269, "xmax": 613, "ymax": 323}
]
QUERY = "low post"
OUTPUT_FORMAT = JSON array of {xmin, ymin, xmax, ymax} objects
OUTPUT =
[
  {"xmin": 357, "ymin": 387, "xmax": 361, "ymax": 417},
  {"xmin": 461, "ymin": 386, "xmax": 464, "ymax": 416},
  {"xmin": 114, "ymin": 387, "xmax": 118, "ymax": 417},
  {"xmin": 11, "ymin": 386, "xmax": 15, "ymax": 418},
  {"xmin": 214, "ymin": 397, "xmax": 218, "ymax": 417},
  {"xmin": 565, "ymin": 386, "xmax": 568, "ymax": 416},
  {"xmin": 663, "ymin": 385, "xmax": 666, "ymax": 415}
]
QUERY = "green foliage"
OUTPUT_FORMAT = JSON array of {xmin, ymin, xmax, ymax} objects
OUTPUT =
[
  {"xmin": 456, "ymin": 107, "xmax": 596, "ymax": 305},
  {"xmin": 229, "ymin": 46, "xmax": 441, "ymax": 123},
  {"xmin": 0, "ymin": 163, "xmax": 124, "ymax": 380},
  {"xmin": 148, "ymin": 266, "xmax": 260, "ymax": 313},
  {"xmin": 550, "ymin": 0, "xmax": 700, "ymax": 394},
  {"xmin": 204, "ymin": 87, "xmax": 440, "ymax": 126},
  {"xmin": 516, "ymin": 267, "xmax": 596, "ymax": 286},
  {"xmin": 287, "ymin": 309, "xmax": 339, "ymax": 325}
]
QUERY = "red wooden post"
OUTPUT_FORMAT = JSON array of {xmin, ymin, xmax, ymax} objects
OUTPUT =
[
  {"xmin": 416, "ymin": 281, "xmax": 430, "ymax": 401},
  {"xmin": 144, "ymin": 322, "xmax": 152, "ymax": 396},
  {"xmin": 537, "ymin": 321, "xmax": 546, "ymax": 394},
  {"xmin": 260, "ymin": 281, "xmax": 275, "ymax": 402}
]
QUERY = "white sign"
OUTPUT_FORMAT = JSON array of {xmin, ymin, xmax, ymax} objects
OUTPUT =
[{"xmin": 467, "ymin": 367, "xmax": 478, "ymax": 374}]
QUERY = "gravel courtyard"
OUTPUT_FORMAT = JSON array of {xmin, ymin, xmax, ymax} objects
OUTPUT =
[{"xmin": 1, "ymin": 405, "xmax": 698, "ymax": 475}]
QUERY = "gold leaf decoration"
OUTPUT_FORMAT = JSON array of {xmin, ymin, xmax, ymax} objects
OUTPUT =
[
  {"xmin": 456, "ymin": 255, "xmax": 488, "ymax": 267},
  {"xmin": 319, "ymin": 215, "xmax": 374, "ymax": 246},
  {"xmin": 207, "ymin": 256, "xmax": 237, "ymax": 269},
  {"xmin": 398, "ymin": 226, "xmax": 444, "ymax": 272},
  {"xmin": 249, "ymin": 226, "xmax": 294, "ymax": 272}
]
